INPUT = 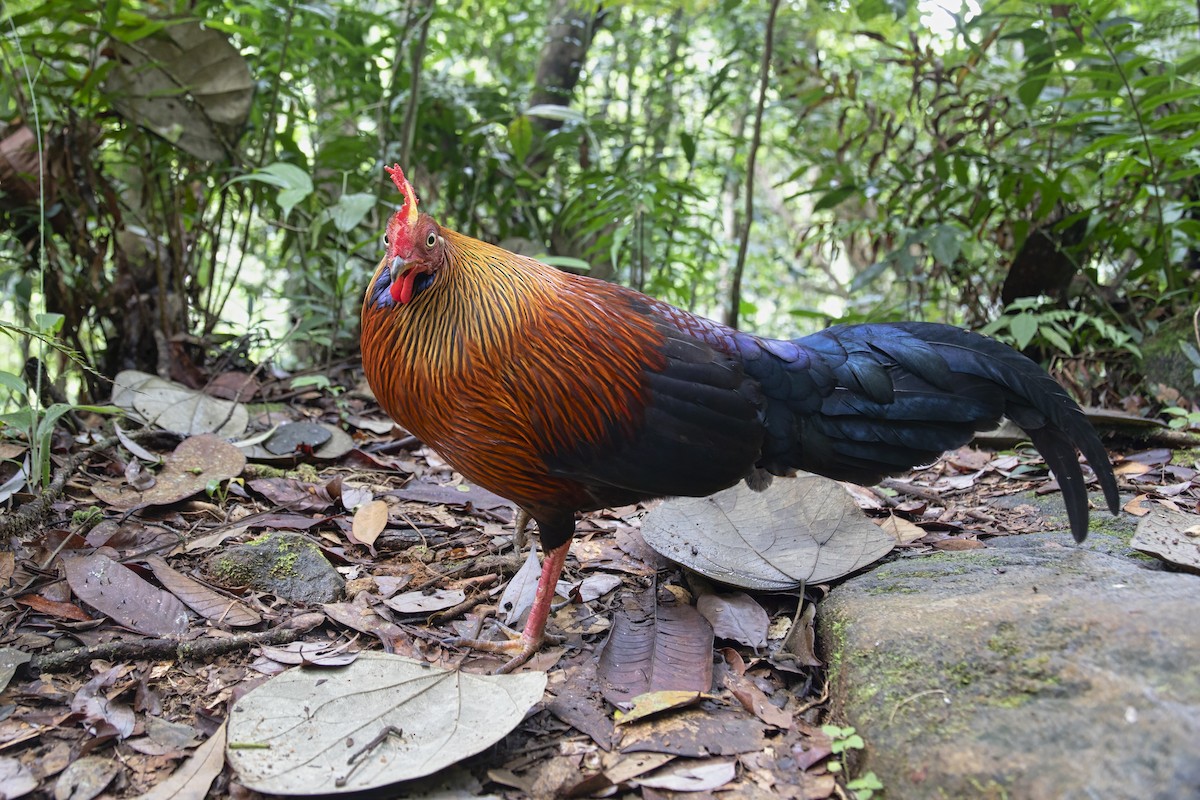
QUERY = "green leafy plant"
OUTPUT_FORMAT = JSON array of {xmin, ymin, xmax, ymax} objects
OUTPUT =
[
  {"xmin": 1162, "ymin": 406, "xmax": 1200, "ymax": 431},
  {"xmin": 980, "ymin": 298, "xmax": 1142, "ymax": 359},
  {"xmin": 821, "ymin": 723, "xmax": 884, "ymax": 799}
]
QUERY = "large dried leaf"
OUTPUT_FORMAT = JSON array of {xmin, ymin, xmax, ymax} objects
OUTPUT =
[
  {"xmin": 1132, "ymin": 507, "xmax": 1200, "ymax": 573},
  {"xmin": 598, "ymin": 584, "xmax": 714, "ymax": 707},
  {"xmin": 112, "ymin": 371, "xmax": 248, "ymax": 436},
  {"xmin": 92, "ymin": 435, "xmax": 245, "ymax": 510},
  {"xmin": 104, "ymin": 23, "xmax": 252, "ymax": 161},
  {"xmin": 641, "ymin": 476, "xmax": 895, "ymax": 590},
  {"xmin": 225, "ymin": 652, "xmax": 546, "ymax": 793},
  {"xmin": 618, "ymin": 705, "xmax": 767, "ymax": 757},
  {"xmin": 64, "ymin": 553, "xmax": 190, "ymax": 636}
]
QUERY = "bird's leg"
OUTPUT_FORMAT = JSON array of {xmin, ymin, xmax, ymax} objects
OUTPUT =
[
  {"xmin": 512, "ymin": 508, "xmax": 530, "ymax": 554},
  {"xmin": 449, "ymin": 540, "xmax": 570, "ymax": 674}
]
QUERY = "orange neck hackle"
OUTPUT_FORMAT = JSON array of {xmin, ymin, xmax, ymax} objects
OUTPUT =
[{"xmin": 384, "ymin": 164, "xmax": 420, "ymax": 259}]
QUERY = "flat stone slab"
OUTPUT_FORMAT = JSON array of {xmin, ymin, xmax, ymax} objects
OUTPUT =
[{"xmin": 818, "ymin": 532, "xmax": 1200, "ymax": 799}]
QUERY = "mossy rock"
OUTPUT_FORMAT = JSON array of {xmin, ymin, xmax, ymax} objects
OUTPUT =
[
  {"xmin": 206, "ymin": 532, "xmax": 344, "ymax": 604},
  {"xmin": 818, "ymin": 531, "xmax": 1200, "ymax": 799}
]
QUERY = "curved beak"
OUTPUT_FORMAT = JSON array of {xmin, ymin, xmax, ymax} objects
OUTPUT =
[
  {"xmin": 389, "ymin": 255, "xmax": 409, "ymax": 285},
  {"xmin": 388, "ymin": 254, "xmax": 423, "ymax": 305}
]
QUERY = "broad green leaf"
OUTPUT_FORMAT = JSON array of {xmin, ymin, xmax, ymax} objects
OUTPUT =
[
  {"xmin": 326, "ymin": 193, "xmax": 375, "ymax": 233},
  {"xmin": 508, "ymin": 114, "xmax": 533, "ymax": 163},
  {"xmin": 813, "ymin": 185, "xmax": 858, "ymax": 212},
  {"xmin": 680, "ymin": 130, "xmax": 696, "ymax": 164},
  {"xmin": 35, "ymin": 312, "xmax": 64, "ymax": 333},
  {"xmin": 930, "ymin": 224, "xmax": 962, "ymax": 264},
  {"xmin": 1010, "ymin": 313, "xmax": 1038, "ymax": 350},
  {"xmin": 0, "ymin": 372, "xmax": 27, "ymax": 396}
]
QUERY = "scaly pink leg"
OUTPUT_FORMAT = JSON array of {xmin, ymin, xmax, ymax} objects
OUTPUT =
[{"xmin": 450, "ymin": 541, "xmax": 570, "ymax": 674}]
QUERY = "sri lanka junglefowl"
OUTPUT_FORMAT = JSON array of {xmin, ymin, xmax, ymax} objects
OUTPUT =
[{"xmin": 361, "ymin": 164, "xmax": 1120, "ymax": 673}]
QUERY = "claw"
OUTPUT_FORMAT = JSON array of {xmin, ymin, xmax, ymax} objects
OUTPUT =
[{"xmin": 444, "ymin": 540, "xmax": 572, "ymax": 674}]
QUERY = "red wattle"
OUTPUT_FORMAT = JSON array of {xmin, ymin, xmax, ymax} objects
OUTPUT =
[{"xmin": 390, "ymin": 270, "xmax": 418, "ymax": 304}]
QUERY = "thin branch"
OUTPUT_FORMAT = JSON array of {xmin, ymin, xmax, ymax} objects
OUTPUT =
[
  {"xmin": 30, "ymin": 626, "xmax": 303, "ymax": 673},
  {"xmin": 725, "ymin": 0, "xmax": 781, "ymax": 329}
]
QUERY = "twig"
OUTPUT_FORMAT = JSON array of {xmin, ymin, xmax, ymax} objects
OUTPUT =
[{"xmin": 29, "ymin": 626, "xmax": 302, "ymax": 673}]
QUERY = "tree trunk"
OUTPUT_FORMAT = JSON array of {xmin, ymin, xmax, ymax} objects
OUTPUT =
[{"xmin": 529, "ymin": 0, "xmax": 604, "ymax": 132}]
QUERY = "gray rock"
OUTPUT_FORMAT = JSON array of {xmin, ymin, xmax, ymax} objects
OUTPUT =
[
  {"xmin": 818, "ymin": 532, "xmax": 1200, "ymax": 800},
  {"xmin": 206, "ymin": 532, "xmax": 344, "ymax": 604}
]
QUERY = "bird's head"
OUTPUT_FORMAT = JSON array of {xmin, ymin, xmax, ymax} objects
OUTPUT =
[{"xmin": 380, "ymin": 164, "xmax": 448, "ymax": 305}]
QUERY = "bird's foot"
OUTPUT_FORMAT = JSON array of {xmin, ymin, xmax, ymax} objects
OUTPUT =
[{"xmin": 448, "ymin": 627, "xmax": 564, "ymax": 674}]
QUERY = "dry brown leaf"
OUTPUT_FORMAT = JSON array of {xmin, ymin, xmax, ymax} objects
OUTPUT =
[
  {"xmin": 14, "ymin": 594, "xmax": 92, "ymax": 622},
  {"xmin": 91, "ymin": 435, "xmax": 245, "ymax": 510},
  {"xmin": 696, "ymin": 592, "xmax": 769, "ymax": 649},
  {"xmin": 144, "ymin": 556, "xmax": 261, "ymax": 627},
  {"xmin": 878, "ymin": 513, "xmax": 926, "ymax": 544},
  {"xmin": 130, "ymin": 723, "xmax": 225, "ymax": 800},
  {"xmin": 723, "ymin": 673, "xmax": 792, "ymax": 729},
  {"xmin": 351, "ymin": 500, "xmax": 389, "ymax": 547},
  {"xmin": 64, "ymin": 553, "xmax": 190, "ymax": 636},
  {"xmin": 1123, "ymin": 494, "xmax": 1152, "ymax": 517},
  {"xmin": 635, "ymin": 757, "xmax": 736, "ymax": 792},
  {"xmin": 614, "ymin": 691, "xmax": 707, "ymax": 725}
]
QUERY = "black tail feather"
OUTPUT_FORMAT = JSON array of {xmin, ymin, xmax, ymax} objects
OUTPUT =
[{"xmin": 754, "ymin": 322, "xmax": 1119, "ymax": 541}]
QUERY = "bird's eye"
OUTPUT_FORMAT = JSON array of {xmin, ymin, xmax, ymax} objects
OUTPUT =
[
  {"xmin": 425, "ymin": 232, "xmax": 437, "ymax": 248},
  {"xmin": 383, "ymin": 235, "xmax": 389, "ymax": 246}
]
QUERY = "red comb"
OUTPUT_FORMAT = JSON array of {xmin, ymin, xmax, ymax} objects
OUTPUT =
[{"xmin": 383, "ymin": 164, "xmax": 420, "ymax": 255}]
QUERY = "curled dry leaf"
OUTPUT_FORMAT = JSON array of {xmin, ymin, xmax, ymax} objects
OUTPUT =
[
  {"xmin": 351, "ymin": 500, "xmax": 389, "ymax": 547},
  {"xmin": 722, "ymin": 673, "xmax": 792, "ymax": 729}
]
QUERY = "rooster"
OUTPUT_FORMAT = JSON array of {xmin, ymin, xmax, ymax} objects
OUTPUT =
[{"xmin": 361, "ymin": 164, "xmax": 1120, "ymax": 673}]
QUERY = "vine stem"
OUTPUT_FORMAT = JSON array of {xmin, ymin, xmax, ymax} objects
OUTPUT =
[{"xmin": 726, "ymin": 0, "xmax": 782, "ymax": 329}]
